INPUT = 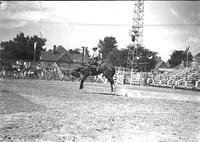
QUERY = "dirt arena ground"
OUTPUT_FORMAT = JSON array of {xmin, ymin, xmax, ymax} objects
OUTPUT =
[{"xmin": 0, "ymin": 79, "xmax": 200, "ymax": 142}]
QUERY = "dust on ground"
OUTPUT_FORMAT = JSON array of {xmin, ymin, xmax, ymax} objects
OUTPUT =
[{"xmin": 0, "ymin": 79, "xmax": 200, "ymax": 142}]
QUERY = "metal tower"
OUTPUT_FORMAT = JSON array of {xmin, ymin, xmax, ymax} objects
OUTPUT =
[{"xmin": 127, "ymin": 0, "xmax": 144, "ymax": 69}]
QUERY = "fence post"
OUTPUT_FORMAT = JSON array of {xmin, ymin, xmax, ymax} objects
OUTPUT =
[
  {"xmin": 195, "ymin": 81, "xmax": 199, "ymax": 88},
  {"xmin": 54, "ymin": 62, "xmax": 64, "ymax": 80},
  {"xmin": 130, "ymin": 69, "xmax": 133, "ymax": 85}
]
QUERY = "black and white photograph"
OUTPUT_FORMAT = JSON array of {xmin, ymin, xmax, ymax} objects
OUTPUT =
[{"xmin": 0, "ymin": 1, "xmax": 200, "ymax": 141}]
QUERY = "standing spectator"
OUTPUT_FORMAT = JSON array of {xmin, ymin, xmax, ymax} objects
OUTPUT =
[{"xmin": 181, "ymin": 61, "xmax": 184, "ymax": 69}]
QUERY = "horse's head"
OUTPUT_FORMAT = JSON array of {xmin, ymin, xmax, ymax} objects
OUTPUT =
[
  {"xmin": 70, "ymin": 66, "xmax": 84, "ymax": 78},
  {"xmin": 71, "ymin": 71, "xmax": 81, "ymax": 78}
]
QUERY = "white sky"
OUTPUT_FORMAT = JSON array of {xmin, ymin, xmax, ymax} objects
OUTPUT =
[{"xmin": 0, "ymin": 1, "xmax": 200, "ymax": 61}]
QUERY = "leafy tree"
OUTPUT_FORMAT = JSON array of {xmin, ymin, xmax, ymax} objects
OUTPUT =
[
  {"xmin": 97, "ymin": 36, "xmax": 118, "ymax": 61},
  {"xmin": 0, "ymin": 32, "xmax": 46, "ymax": 60},
  {"xmin": 13, "ymin": 32, "xmax": 27, "ymax": 59},
  {"xmin": 126, "ymin": 45, "xmax": 158, "ymax": 71},
  {"xmin": 95, "ymin": 36, "xmax": 157, "ymax": 70},
  {"xmin": 0, "ymin": 40, "xmax": 16, "ymax": 59},
  {"xmin": 194, "ymin": 53, "xmax": 200, "ymax": 63},
  {"xmin": 68, "ymin": 47, "xmax": 90, "ymax": 58},
  {"xmin": 168, "ymin": 50, "xmax": 193, "ymax": 68},
  {"xmin": 68, "ymin": 48, "xmax": 81, "ymax": 54},
  {"xmin": 117, "ymin": 48, "xmax": 129, "ymax": 67},
  {"xmin": 29, "ymin": 35, "xmax": 47, "ymax": 60},
  {"xmin": 108, "ymin": 48, "xmax": 128, "ymax": 67}
]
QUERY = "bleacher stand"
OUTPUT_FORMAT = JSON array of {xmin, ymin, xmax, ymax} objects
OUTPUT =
[{"xmin": 150, "ymin": 61, "xmax": 200, "ymax": 90}]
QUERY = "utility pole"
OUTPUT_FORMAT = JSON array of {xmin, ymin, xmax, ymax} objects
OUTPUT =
[
  {"xmin": 127, "ymin": 0, "xmax": 144, "ymax": 69},
  {"xmin": 82, "ymin": 46, "xmax": 86, "ymax": 63},
  {"xmin": 33, "ymin": 42, "xmax": 37, "ymax": 62},
  {"xmin": 185, "ymin": 45, "xmax": 190, "ymax": 67}
]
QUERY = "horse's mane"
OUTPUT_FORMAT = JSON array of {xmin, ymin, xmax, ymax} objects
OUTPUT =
[{"xmin": 74, "ymin": 66, "xmax": 85, "ymax": 73}]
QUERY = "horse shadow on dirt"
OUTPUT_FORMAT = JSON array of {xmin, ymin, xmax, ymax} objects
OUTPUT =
[
  {"xmin": 86, "ymin": 92, "xmax": 120, "ymax": 96},
  {"xmin": 0, "ymin": 89, "xmax": 13, "ymax": 93}
]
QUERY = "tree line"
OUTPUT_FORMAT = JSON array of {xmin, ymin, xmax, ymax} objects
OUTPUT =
[
  {"xmin": 0, "ymin": 32, "xmax": 198, "ymax": 71},
  {"xmin": 0, "ymin": 32, "xmax": 47, "ymax": 61}
]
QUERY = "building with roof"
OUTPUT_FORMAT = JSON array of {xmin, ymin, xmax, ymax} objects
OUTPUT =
[
  {"xmin": 152, "ymin": 57, "xmax": 171, "ymax": 72},
  {"xmin": 154, "ymin": 61, "xmax": 170, "ymax": 70},
  {"xmin": 40, "ymin": 45, "xmax": 88, "ymax": 64}
]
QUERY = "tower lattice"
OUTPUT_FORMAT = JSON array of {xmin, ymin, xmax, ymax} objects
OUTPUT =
[{"xmin": 127, "ymin": 0, "xmax": 144, "ymax": 69}]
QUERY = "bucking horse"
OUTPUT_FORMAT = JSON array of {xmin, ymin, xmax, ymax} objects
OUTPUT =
[{"xmin": 71, "ymin": 62, "xmax": 116, "ymax": 92}]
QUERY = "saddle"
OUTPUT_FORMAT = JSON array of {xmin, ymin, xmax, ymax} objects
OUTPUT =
[{"xmin": 84, "ymin": 63, "xmax": 100, "ymax": 71}]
